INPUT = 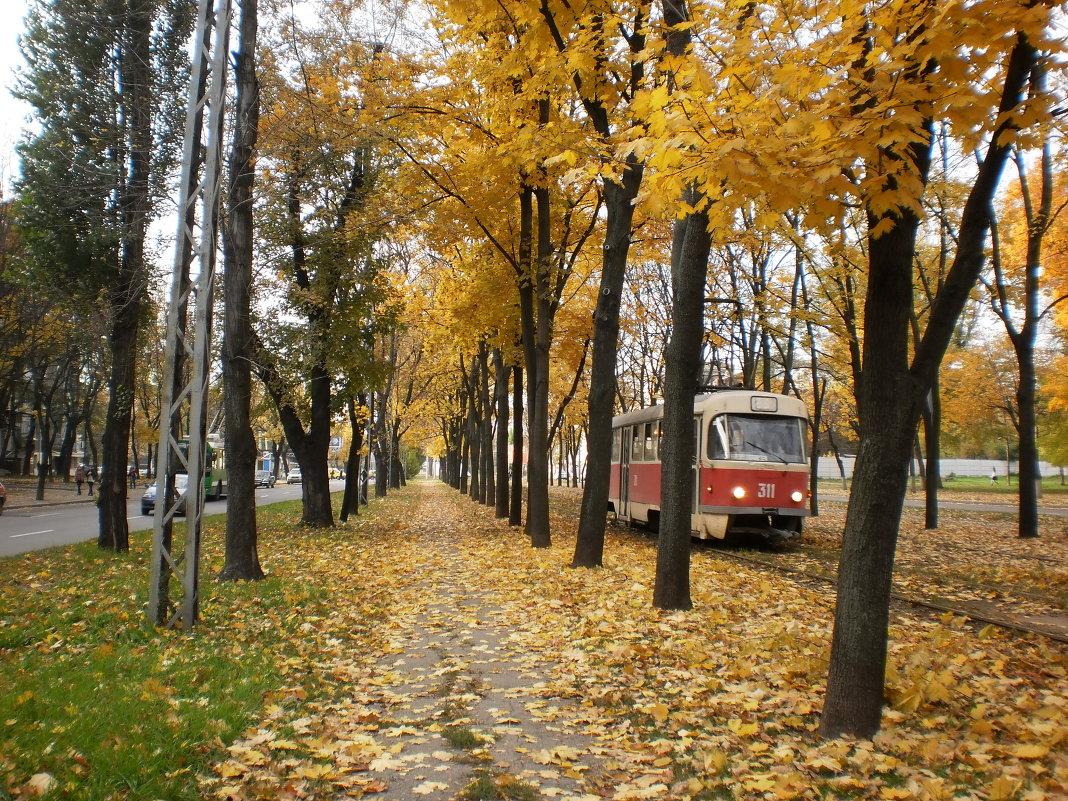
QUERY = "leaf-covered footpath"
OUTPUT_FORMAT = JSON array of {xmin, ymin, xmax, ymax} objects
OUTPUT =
[
  {"xmin": 1, "ymin": 481, "xmax": 1065, "ymax": 800},
  {"xmin": 198, "ymin": 482, "xmax": 1066, "ymax": 801}
]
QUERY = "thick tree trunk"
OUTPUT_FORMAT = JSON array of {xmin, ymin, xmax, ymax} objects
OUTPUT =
[
  {"xmin": 99, "ymin": 0, "xmax": 153, "ymax": 552},
  {"xmin": 299, "ymin": 364, "xmax": 334, "ymax": 526},
  {"xmin": 219, "ymin": 0, "xmax": 263, "ymax": 581},
  {"xmin": 340, "ymin": 395, "xmax": 365, "ymax": 522},
  {"xmin": 653, "ymin": 201, "xmax": 710, "ymax": 611},
  {"xmin": 821, "ymin": 33, "xmax": 1034, "ymax": 739}
]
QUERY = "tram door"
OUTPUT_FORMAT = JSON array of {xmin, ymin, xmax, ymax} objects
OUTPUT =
[
  {"xmin": 619, "ymin": 425, "xmax": 631, "ymax": 519},
  {"xmin": 692, "ymin": 416, "xmax": 701, "ymax": 520}
]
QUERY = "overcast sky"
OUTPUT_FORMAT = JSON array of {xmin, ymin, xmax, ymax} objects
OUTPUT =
[{"xmin": 0, "ymin": 1, "xmax": 30, "ymax": 193}]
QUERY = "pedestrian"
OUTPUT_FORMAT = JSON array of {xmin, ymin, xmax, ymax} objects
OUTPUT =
[
  {"xmin": 129, "ymin": 465, "xmax": 137, "ymax": 488},
  {"xmin": 75, "ymin": 465, "xmax": 85, "ymax": 495},
  {"xmin": 991, "ymin": 467, "xmax": 998, "ymax": 485},
  {"xmin": 87, "ymin": 466, "xmax": 96, "ymax": 496}
]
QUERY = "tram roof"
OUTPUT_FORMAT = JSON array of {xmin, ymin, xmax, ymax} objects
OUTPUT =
[{"xmin": 612, "ymin": 390, "xmax": 808, "ymax": 427}]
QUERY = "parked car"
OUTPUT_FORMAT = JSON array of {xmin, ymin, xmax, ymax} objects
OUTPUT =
[
  {"xmin": 254, "ymin": 469, "xmax": 276, "ymax": 488},
  {"xmin": 0, "ymin": 479, "xmax": 6, "ymax": 516},
  {"xmin": 286, "ymin": 467, "xmax": 302, "ymax": 484},
  {"xmin": 141, "ymin": 473, "xmax": 189, "ymax": 516}
]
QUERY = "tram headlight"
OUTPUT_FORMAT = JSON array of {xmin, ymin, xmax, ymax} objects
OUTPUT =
[
  {"xmin": 731, "ymin": 486, "xmax": 747, "ymax": 500},
  {"xmin": 791, "ymin": 490, "xmax": 804, "ymax": 503}
]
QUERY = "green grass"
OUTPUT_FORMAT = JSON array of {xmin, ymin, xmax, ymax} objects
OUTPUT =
[
  {"xmin": 0, "ymin": 496, "xmax": 371, "ymax": 801},
  {"xmin": 817, "ymin": 474, "xmax": 1068, "ymax": 495},
  {"xmin": 442, "ymin": 724, "xmax": 485, "ymax": 750},
  {"xmin": 459, "ymin": 770, "xmax": 540, "ymax": 801}
]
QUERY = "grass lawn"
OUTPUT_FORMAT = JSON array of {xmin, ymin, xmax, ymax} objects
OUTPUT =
[{"xmin": 1, "ymin": 496, "xmax": 386, "ymax": 801}]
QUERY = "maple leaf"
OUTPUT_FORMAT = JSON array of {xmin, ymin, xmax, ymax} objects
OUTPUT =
[{"xmin": 412, "ymin": 780, "xmax": 448, "ymax": 794}]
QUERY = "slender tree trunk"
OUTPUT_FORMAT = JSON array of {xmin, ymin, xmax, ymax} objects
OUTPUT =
[
  {"xmin": 467, "ymin": 356, "xmax": 481, "ymax": 502},
  {"xmin": 219, "ymin": 0, "xmax": 263, "ymax": 581},
  {"xmin": 653, "ymin": 197, "xmax": 710, "ymax": 610},
  {"xmin": 922, "ymin": 386, "xmax": 941, "ymax": 530},
  {"xmin": 527, "ymin": 184, "xmax": 553, "ymax": 548},
  {"xmin": 480, "ymin": 343, "xmax": 493, "ymax": 507},
  {"xmin": 572, "ymin": 169, "xmax": 643, "ymax": 566},
  {"xmin": 510, "ymin": 363, "xmax": 524, "ymax": 526},
  {"xmin": 494, "ymin": 349, "xmax": 510, "ymax": 518},
  {"xmin": 1015, "ymin": 344, "xmax": 1039, "ymax": 538}
]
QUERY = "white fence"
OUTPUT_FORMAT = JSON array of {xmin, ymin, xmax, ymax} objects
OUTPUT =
[{"xmin": 815, "ymin": 457, "xmax": 1063, "ymax": 480}]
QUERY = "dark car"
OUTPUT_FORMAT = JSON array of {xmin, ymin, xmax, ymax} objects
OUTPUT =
[
  {"xmin": 254, "ymin": 469, "xmax": 276, "ymax": 488},
  {"xmin": 141, "ymin": 473, "xmax": 189, "ymax": 516}
]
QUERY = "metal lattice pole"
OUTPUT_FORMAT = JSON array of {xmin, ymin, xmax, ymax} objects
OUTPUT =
[{"xmin": 148, "ymin": 0, "xmax": 233, "ymax": 630}]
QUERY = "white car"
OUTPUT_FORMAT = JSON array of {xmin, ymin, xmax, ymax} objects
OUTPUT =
[
  {"xmin": 141, "ymin": 473, "xmax": 190, "ymax": 516},
  {"xmin": 286, "ymin": 467, "xmax": 302, "ymax": 484}
]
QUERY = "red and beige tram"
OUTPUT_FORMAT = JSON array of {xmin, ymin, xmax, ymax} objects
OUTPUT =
[{"xmin": 608, "ymin": 389, "xmax": 811, "ymax": 541}]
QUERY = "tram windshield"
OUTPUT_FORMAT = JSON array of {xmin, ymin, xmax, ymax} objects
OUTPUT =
[{"xmin": 708, "ymin": 414, "xmax": 807, "ymax": 464}]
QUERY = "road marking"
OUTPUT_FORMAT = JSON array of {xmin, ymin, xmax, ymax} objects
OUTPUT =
[
  {"xmin": 11, "ymin": 529, "xmax": 55, "ymax": 538},
  {"xmin": 32, "ymin": 512, "xmax": 62, "ymax": 518}
]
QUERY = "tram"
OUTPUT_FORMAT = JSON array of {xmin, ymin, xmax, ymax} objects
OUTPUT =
[{"xmin": 608, "ymin": 389, "xmax": 810, "ymax": 542}]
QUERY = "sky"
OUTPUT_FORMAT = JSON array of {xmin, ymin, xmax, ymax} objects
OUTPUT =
[{"xmin": 0, "ymin": 1, "xmax": 30, "ymax": 194}]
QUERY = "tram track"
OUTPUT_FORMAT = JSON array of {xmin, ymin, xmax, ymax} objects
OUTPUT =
[{"xmin": 697, "ymin": 543, "xmax": 1068, "ymax": 645}]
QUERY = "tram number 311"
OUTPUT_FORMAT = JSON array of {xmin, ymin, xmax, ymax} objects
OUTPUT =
[{"xmin": 757, "ymin": 483, "xmax": 775, "ymax": 499}]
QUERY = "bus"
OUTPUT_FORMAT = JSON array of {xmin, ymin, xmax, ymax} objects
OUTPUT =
[
  {"xmin": 177, "ymin": 437, "xmax": 227, "ymax": 501},
  {"xmin": 608, "ymin": 389, "xmax": 810, "ymax": 542}
]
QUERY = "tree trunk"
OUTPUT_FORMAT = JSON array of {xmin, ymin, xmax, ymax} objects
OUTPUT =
[
  {"xmin": 922, "ymin": 386, "xmax": 941, "ymax": 530},
  {"xmin": 219, "ymin": 0, "xmax": 263, "ymax": 581},
  {"xmin": 1015, "ymin": 342, "xmax": 1039, "ymax": 538},
  {"xmin": 467, "ymin": 356, "xmax": 481, "ymax": 502},
  {"xmin": 510, "ymin": 363, "xmax": 524, "ymax": 526},
  {"xmin": 494, "ymin": 349, "xmax": 510, "ymax": 518},
  {"xmin": 572, "ymin": 169, "xmax": 643, "ymax": 566},
  {"xmin": 653, "ymin": 199, "xmax": 710, "ymax": 611},
  {"xmin": 821, "ymin": 32, "xmax": 1034, "ymax": 739},
  {"xmin": 99, "ymin": 0, "xmax": 154, "ymax": 552},
  {"xmin": 340, "ymin": 394, "xmax": 365, "ymax": 522},
  {"xmin": 526, "ymin": 184, "xmax": 553, "ymax": 548}
]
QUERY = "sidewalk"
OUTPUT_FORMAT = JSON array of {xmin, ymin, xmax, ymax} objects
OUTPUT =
[
  {"xmin": 0, "ymin": 476, "xmax": 100, "ymax": 511},
  {"xmin": 202, "ymin": 485, "xmax": 657, "ymax": 801}
]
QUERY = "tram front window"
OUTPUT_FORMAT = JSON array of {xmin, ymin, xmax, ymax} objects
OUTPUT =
[{"xmin": 709, "ymin": 415, "xmax": 807, "ymax": 463}]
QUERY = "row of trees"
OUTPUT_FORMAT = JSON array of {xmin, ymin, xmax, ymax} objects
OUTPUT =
[{"xmin": 2, "ymin": 0, "xmax": 1065, "ymax": 741}]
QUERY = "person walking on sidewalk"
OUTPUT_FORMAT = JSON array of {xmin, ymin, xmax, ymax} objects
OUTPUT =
[
  {"xmin": 86, "ymin": 466, "xmax": 96, "ymax": 496},
  {"xmin": 75, "ymin": 465, "xmax": 85, "ymax": 495}
]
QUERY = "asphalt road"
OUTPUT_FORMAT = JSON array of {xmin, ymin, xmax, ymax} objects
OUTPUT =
[{"xmin": 0, "ymin": 480, "xmax": 327, "ymax": 558}]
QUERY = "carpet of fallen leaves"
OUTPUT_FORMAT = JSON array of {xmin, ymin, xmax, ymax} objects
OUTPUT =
[{"xmin": 198, "ymin": 481, "xmax": 1067, "ymax": 801}]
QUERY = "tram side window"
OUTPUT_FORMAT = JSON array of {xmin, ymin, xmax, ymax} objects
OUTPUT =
[
  {"xmin": 708, "ymin": 417, "xmax": 729, "ymax": 459},
  {"xmin": 643, "ymin": 423, "xmax": 656, "ymax": 462},
  {"xmin": 611, "ymin": 428, "xmax": 621, "ymax": 462},
  {"xmin": 631, "ymin": 427, "xmax": 643, "ymax": 462}
]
